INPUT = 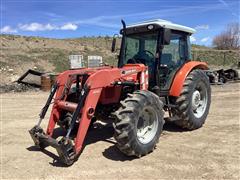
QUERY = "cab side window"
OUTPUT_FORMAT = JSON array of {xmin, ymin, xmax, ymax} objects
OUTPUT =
[
  {"xmin": 161, "ymin": 33, "xmax": 186, "ymax": 67},
  {"xmin": 159, "ymin": 33, "xmax": 187, "ymax": 89}
]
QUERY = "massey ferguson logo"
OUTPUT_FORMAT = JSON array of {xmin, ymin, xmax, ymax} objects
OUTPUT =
[{"xmin": 121, "ymin": 69, "xmax": 137, "ymax": 75}]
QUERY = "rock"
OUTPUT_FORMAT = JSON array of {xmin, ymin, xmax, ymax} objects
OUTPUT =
[
  {"xmin": 8, "ymin": 68, "xmax": 14, "ymax": 72},
  {"xmin": 10, "ymin": 75, "xmax": 20, "ymax": 82}
]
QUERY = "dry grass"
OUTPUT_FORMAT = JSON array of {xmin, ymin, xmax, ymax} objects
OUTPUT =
[{"xmin": 1, "ymin": 34, "xmax": 239, "ymax": 84}]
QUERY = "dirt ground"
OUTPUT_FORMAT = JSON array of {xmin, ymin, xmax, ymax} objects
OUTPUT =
[{"xmin": 1, "ymin": 83, "xmax": 239, "ymax": 179}]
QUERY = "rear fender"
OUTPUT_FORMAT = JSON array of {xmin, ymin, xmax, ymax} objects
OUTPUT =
[{"xmin": 169, "ymin": 61, "xmax": 208, "ymax": 97}]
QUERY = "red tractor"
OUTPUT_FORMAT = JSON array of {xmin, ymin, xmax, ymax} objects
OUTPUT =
[{"xmin": 29, "ymin": 19, "xmax": 211, "ymax": 165}]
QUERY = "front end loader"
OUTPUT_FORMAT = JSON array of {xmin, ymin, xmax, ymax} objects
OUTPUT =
[{"xmin": 29, "ymin": 64, "xmax": 149, "ymax": 165}]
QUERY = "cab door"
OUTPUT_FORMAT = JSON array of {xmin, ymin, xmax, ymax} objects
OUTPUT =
[{"xmin": 159, "ymin": 31, "xmax": 191, "ymax": 91}]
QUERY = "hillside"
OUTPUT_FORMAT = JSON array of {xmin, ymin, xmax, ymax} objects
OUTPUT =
[
  {"xmin": 0, "ymin": 34, "xmax": 117, "ymax": 84},
  {"xmin": 0, "ymin": 34, "xmax": 239, "ymax": 84}
]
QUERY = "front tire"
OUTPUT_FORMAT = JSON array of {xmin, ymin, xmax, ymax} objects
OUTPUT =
[
  {"xmin": 113, "ymin": 90, "xmax": 164, "ymax": 157},
  {"xmin": 173, "ymin": 69, "xmax": 211, "ymax": 130}
]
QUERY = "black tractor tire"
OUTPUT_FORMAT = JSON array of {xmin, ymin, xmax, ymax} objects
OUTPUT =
[
  {"xmin": 173, "ymin": 69, "xmax": 211, "ymax": 130},
  {"xmin": 113, "ymin": 90, "xmax": 164, "ymax": 157},
  {"xmin": 58, "ymin": 112, "xmax": 72, "ymax": 130}
]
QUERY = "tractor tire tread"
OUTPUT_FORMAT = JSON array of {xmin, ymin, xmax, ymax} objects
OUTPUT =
[
  {"xmin": 174, "ymin": 69, "xmax": 211, "ymax": 130},
  {"xmin": 113, "ymin": 90, "xmax": 164, "ymax": 157}
]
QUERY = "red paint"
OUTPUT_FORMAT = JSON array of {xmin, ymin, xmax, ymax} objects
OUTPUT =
[
  {"xmin": 45, "ymin": 64, "xmax": 148, "ymax": 153},
  {"xmin": 74, "ymin": 88, "xmax": 102, "ymax": 153},
  {"xmin": 169, "ymin": 61, "xmax": 208, "ymax": 97},
  {"xmin": 99, "ymin": 86, "xmax": 122, "ymax": 104},
  {"xmin": 57, "ymin": 101, "xmax": 77, "ymax": 112}
]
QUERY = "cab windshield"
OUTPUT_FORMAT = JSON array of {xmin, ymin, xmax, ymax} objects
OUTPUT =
[{"xmin": 121, "ymin": 32, "xmax": 159, "ymax": 74}]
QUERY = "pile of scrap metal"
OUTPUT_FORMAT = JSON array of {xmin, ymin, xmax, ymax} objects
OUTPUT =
[
  {"xmin": 17, "ymin": 69, "xmax": 43, "ymax": 87},
  {"xmin": 17, "ymin": 69, "xmax": 57, "ymax": 91},
  {"xmin": 205, "ymin": 62, "xmax": 240, "ymax": 84}
]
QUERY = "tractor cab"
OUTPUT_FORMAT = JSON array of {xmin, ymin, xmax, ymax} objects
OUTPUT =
[{"xmin": 113, "ymin": 19, "xmax": 196, "ymax": 93}]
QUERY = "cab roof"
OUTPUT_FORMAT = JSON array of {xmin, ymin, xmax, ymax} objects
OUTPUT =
[{"xmin": 127, "ymin": 19, "xmax": 196, "ymax": 34}]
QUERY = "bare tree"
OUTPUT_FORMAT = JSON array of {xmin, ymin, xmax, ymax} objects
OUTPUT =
[{"xmin": 213, "ymin": 22, "xmax": 240, "ymax": 50}]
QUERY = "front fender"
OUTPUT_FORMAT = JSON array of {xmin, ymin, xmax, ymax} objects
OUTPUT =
[{"xmin": 169, "ymin": 61, "xmax": 208, "ymax": 97}]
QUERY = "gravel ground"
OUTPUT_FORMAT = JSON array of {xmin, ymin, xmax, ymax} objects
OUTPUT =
[{"xmin": 1, "ymin": 83, "xmax": 240, "ymax": 179}]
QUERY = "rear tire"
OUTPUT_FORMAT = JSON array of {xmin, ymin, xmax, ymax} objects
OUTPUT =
[
  {"xmin": 173, "ymin": 69, "xmax": 211, "ymax": 130},
  {"xmin": 113, "ymin": 90, "xmax": 164, "ymax": 157}
]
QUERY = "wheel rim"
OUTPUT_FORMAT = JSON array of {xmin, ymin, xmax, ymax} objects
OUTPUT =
[
  {"xmin": 192, "ymin": 83, "xmax": 208, "ymax": 118},
  {"xmin": 137, "ymin": 106, "xmax": 159, "ymax": 144}
]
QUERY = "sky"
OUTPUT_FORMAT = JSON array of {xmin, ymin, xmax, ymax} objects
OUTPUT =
[{"xmin": 0, "ymin": 0, "xmax": 239, "ymax": 46}]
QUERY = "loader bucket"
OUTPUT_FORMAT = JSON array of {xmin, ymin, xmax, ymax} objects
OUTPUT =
[{"xmin": 29, "ymin": 126, "xmax": 76, "ymax": 165}]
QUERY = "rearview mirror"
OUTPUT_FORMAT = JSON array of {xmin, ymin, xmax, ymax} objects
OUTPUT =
[
  {"xmin": 111, "ymin": 37, "xmax": 117, "ymax": 52},
  {"xmin": 162, "ymin": 28, "xmax": 171, "ymax": 45}
]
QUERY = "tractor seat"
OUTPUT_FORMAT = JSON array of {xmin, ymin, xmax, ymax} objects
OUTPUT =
[{"xmin": 161, "ymin": 53, "xmax": 174, "ymax": 66}]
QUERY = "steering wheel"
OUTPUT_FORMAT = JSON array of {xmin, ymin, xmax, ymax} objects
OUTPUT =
[
  {"xmin": 142, "ymin": 50, "xmax": 155, "ymax": 59},
  {"xmin": 127, "ymin": 50, "xmax": 155, "ymax": 64}
]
